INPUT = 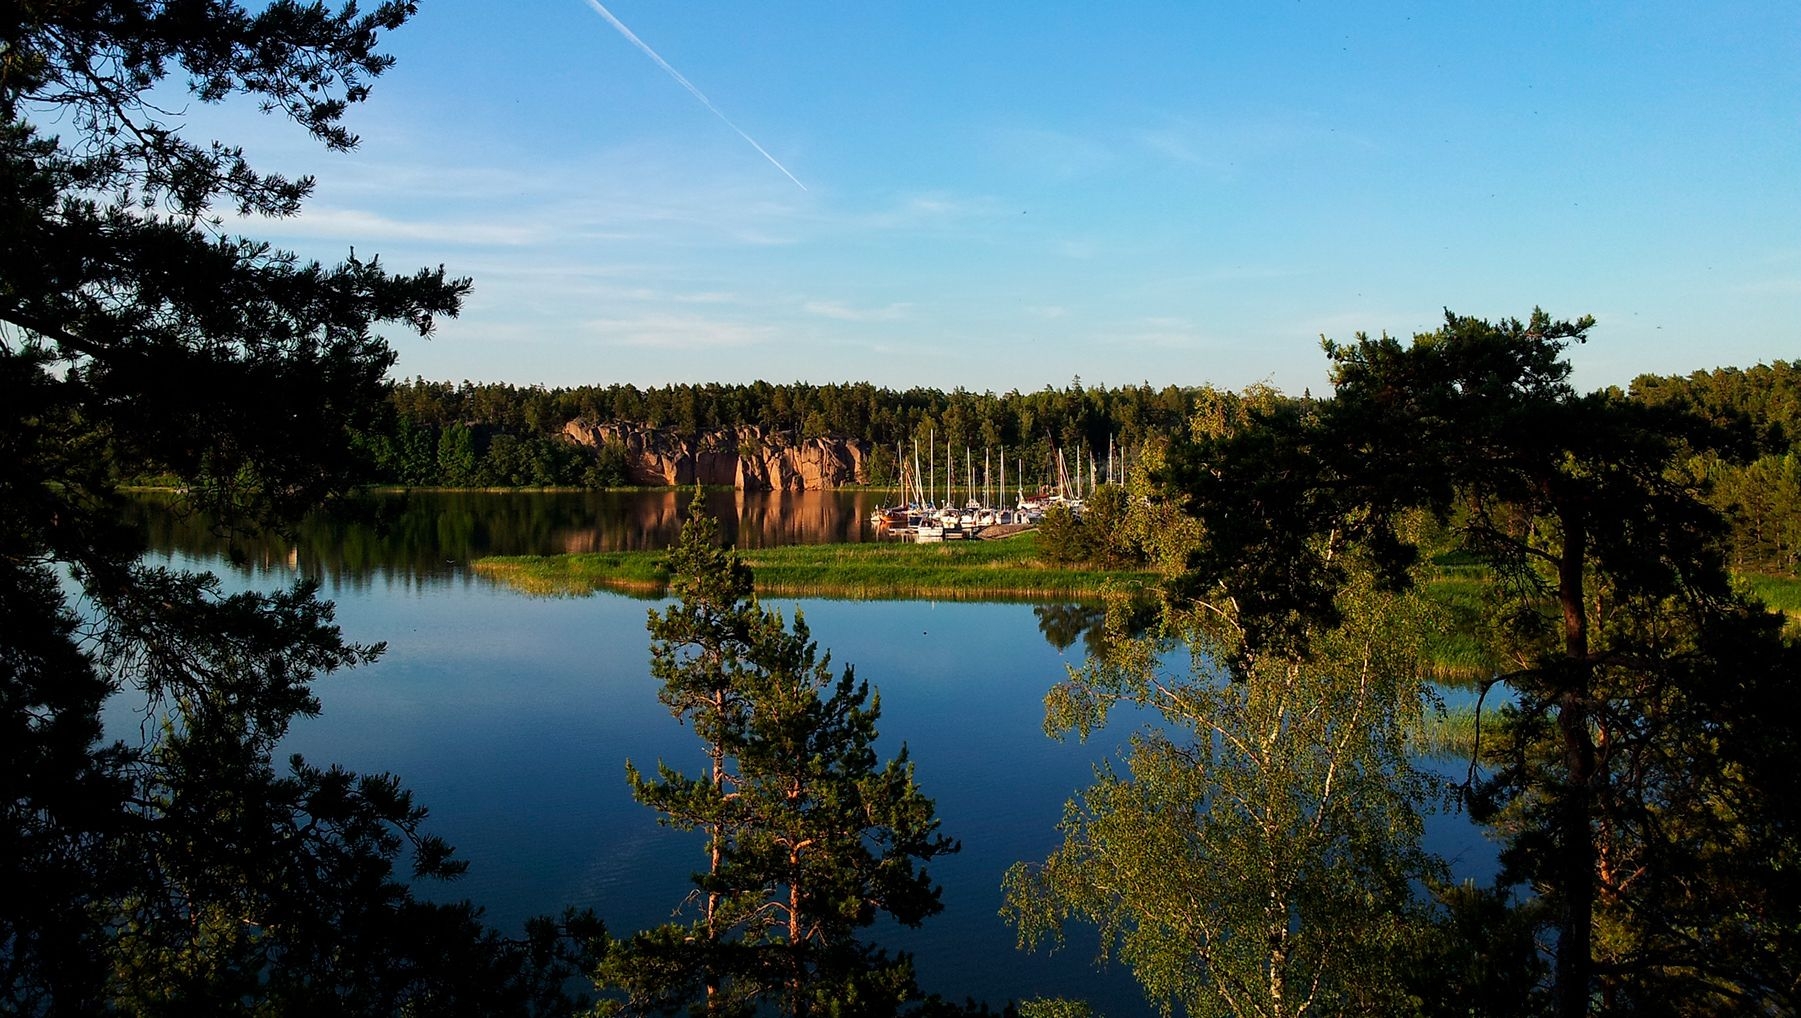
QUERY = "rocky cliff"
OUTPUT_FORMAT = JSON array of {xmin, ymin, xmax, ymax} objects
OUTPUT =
[{"xmin": 561, "ymin": 422, "xmax": 870, "ymax": 491}]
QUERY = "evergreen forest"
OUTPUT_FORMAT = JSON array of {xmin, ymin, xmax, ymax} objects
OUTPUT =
[
  {"xmin": 3, "ymin": 3, "xmax": 1796, "ymax": 1017},
  {"xmin": 332, "ymin": 368, "xmax": 1801, "ymax": 578}
]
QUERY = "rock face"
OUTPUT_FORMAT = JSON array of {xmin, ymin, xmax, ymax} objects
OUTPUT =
[{"xmin": 562, "ymin": 422, "xmax": 869, "ymax": 491}]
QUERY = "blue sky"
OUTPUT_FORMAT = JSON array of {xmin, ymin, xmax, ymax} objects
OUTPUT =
[{"xmin": 221, "ymin": 1, "xmax": 1799, "ymax": 394}]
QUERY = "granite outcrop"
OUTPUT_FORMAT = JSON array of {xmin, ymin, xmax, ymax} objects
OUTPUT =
[{"xmin": 561, "ymin": 422, "xmax": 869, "ymax": 491}]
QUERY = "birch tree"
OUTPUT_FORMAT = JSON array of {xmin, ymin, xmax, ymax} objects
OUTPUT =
[
  {"xmin": 1004, "ymin": 578, "xmax": 1442, "ymax": 1018},
  {"xmin": 1156, "ymin": 310, "xmax": 1800, "ymax": 1014}
]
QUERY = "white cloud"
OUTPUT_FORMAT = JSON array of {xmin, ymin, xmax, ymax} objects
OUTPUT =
[
  {"xmin": 843, "ymin": 191, "xmax": 1007, "ymax": 232},
  {"xmin": 1137, "ymin": 114, "xmax": 1378, "ymax": 177},
  {"xmin": 261, "ymin": 206, "xmax": 545, "ymax": 247},
  {"xmin": 801, "ymin": 300, "xmax": 913, "ymax": 322},
  {"xmin": 580, "ymin": 311, "xmax": 776, "ymax": 350}
]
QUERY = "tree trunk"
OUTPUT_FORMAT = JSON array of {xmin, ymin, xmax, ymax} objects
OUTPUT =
[
  {"xmin": 1554, "ymin": 512, "xmax": 1595, "ymax": 1018},
  {"xmin": 705, "ymin": 687, "xmax": 727, "ymax": 1012},
  {"xmin": 788, "ymin": 848, "xmax": 805, "ymax": 1018}
]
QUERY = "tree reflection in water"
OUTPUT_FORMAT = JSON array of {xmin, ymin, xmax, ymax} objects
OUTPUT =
[
  {"xmin": 127, "ymin": 489, "xmax": 892, "ymax": 589},
  {"xmin": 1034, "ymin": 594, "xmax": 1161, "ymax": 659}
]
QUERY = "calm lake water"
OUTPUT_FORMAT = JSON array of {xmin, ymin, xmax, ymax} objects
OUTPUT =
[{"xmin": 126, "ymin": 491, "xmax": 1496, "ymax": 1014}]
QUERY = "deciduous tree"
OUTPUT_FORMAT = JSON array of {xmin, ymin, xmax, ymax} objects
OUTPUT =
[
  {"xmin": 1161, "ymin": 309, "xmax": 1799, "ymax": 1015},
  {"xmin": 1004, "ymin": 578, "xmax": 1443, "ymax": 1018}
]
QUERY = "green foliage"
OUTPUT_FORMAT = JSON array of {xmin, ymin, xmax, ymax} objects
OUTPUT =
[
  {"xmin": 585, "ymin": 438, "xmax": 634, "ymax": 488},
  {"xmin": 476, "ymin": 531, "xmax": 1153, "ymax": 602},
  {"xmin": 366, "ymin": 377, "xmax": 1207, "ymax": 490},
  {"xmin": 355, "ymin": 412, "xmax": 604, "ymax": 488},
  {"xmin": 1628, "ymin": 361, "xmax": 1801, "ymax": 573},
  {"xmin": 1, "ymin": 4, "xmax": 593, "ymax": 1013},
  {"xmin": 1162, "ymin": 309, "xmax": 1801, "ymax": 1016},
  {"xmin": 1004, "ymin": 579, "xmax": 1444, "ymax": 1018},
  {"xmin": 1628, "ymin": 360, "xmax": 1801, "ymax": 455},
  {"xmin": 1034, "ymin": 448, "xmax": 1201, "ymax": 574},
  {"xmin": 1027, "ymin": 488, "xmax": 1140, "ymax": 569},
  {"xmin": 1705, "ymin": 451, "xmax": 1801, "ymax": 574},
  {"xmin": 1017, "ymin": 1001, "xmax": 1103, "ymax": 1018},
  {"xmin": 1034, "ymin": 505, "xmax": 1092, "ymax": 565},
  {"xmin": 1399, "ymin": 881, "xmax": 1546, "ymax": 1018},
  {"xmin": 599, "ymin": 501, "xmax": 960, "ymax": 1016},
  {"xmin": 438, "ymin": 424, "xmax": 482, "ymax": 487}
]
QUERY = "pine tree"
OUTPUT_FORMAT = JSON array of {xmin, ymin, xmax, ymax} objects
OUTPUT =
[
  {"xmin": 1160, "ymin": 310, "xmax": 1801, "ymax": 1014},
  {"xmin": 601, "ymin": 499, "xmax": 958, "ymax": 1017},
  {"xmin": 1, "ymin": 4, "xmax": 601, "ymax": 1011}
]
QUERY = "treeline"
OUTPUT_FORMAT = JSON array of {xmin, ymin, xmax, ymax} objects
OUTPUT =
[
  {"xmin": 356, "ymin": 368, "xmax": 1801, "ymax": 577},
  {"xmin": 1628, "ymin": 360, "xmax": 1801, "ymax": 574},
  {"xmin": 356, "ymin": 377, "xmax": 1206, "ymax": 488}
]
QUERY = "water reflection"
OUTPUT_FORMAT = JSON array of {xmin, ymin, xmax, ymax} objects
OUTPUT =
[
  {"xmin": 128, "ymin": 490, "xmax": 1126, "ymax": 657},
  {"xmin": 126, "ymin": 489, "xmax": 890, "ymax": 588},
  {"xmin": 1034, "ymin": 602, "xmax": 1108, "ymax": 656},
  {"xmin": 1033, "ymin": 594, "xmax": 1165, "ymax": 661},
  {"xmin": 116, "ymin": 492, "xmax": 1492, "ymax": 1012}
]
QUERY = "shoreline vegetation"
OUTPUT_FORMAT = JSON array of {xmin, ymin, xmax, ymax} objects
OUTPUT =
[
  {"xmin": 474, "ymin": 533, "xmax": 1801, "ymax": 706},
  {"xmin": 474, "ymin": 531, "xmax": 1801, "ymax": 615},
  {"xmin": 473, "ymin": 531, "xmax": 1151, "ymax": 601}
]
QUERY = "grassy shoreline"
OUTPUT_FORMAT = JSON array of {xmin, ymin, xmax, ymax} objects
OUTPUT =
[
  {"xmin": 474, "ymin": 532, "xmax": 1156, "ymax": 602},
  {"xmin": 475, "ymin": 533, "xmax": 1801, "ymax": 618}
]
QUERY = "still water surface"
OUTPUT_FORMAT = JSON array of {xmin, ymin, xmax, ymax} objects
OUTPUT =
[
  {"xmin": 132, "ymin": 491, "xmax": 1152, "ymax": 1010},
  {"xmin": 130, "ymin": 491, "xmax": 1494, "ymax": 1013}
]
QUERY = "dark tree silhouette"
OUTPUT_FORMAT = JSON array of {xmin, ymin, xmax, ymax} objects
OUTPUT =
[
  {"xmin": 2, "ymin": 3, "xmax": 591, "ymax": 1013},
  {"xmin": 1163, "ymin": 310, "xmax": 1800, "ymax": 1015}
]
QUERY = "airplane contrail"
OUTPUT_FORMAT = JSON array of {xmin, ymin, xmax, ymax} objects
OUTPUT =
[{"xmin": 581, "ymin": 0, "xmax": 807, "ymax": 191}]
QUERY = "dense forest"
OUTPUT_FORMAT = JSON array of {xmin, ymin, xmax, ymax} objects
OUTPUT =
[
  {"xmin": 1627, "ymin": 362, "xmax": 1801, "ymax": 574},
  {"xmin": 352, "ymin": 366, "xmax": 1801, "ymax": 576},
  {"xmin": 356, "ymin": 376, "xmax": 1204, "ymax": 488}
]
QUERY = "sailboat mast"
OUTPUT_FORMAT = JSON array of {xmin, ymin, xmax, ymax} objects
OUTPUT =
[{"xmin": 913, "ymin": 439, "xmax": 922, "ymax": 508}]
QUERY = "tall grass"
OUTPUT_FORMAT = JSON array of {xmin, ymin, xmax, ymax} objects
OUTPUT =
[
  {"xmin": 1742, "ymin": 574, "xmax": 1801, "ymax": 614},
  {"xmin": 473, "ymin": 532, "xmax": 1156, "ymax": 602},
  {"xmin": 1740, "ymin": 574, "xmax": 1801, "ymax": 639},
  {"xmin": 1418, "ymin": 570, "xmax": 1498, "ymax": 687},
  {"xmin": 472, "ymin": 552, "xmax": 669, "ymax": 598},
  {"xmin": 1411, "ymin": 705, "xmax": 1486, "ymax": 760}
]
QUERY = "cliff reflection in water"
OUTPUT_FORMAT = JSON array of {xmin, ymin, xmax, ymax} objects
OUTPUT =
[{"xmin": 127, "ymin": 489, "xmax": 889, "ymax": 589}]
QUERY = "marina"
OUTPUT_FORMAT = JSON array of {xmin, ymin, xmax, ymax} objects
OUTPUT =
[{"xmin": 869, "ymin": 435, "xmax": 1126, "ymax": 540}]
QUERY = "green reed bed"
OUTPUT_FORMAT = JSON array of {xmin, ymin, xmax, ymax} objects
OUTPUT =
[
  {"xmin": 1741, "ymin": 574, "xmax": 1801, "ymax": 639},
  {"xmin": 1417, "ymin": 570, "xmax": 1499, "ymax": 687},
  {"xmin": 474, "ymin": 532, "xmax": 1153, "ymax": 602},
  {"xmin": 473, "ymin": 552, "xmax": 672, "ymax": 597},
  {"xmin": 1410, "ymin": 705, "xmax": 1488, "ymax": 760},
  {"xmin": 1742, "ymin": 574, "xmax": 1801, "ymax": 614}
]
